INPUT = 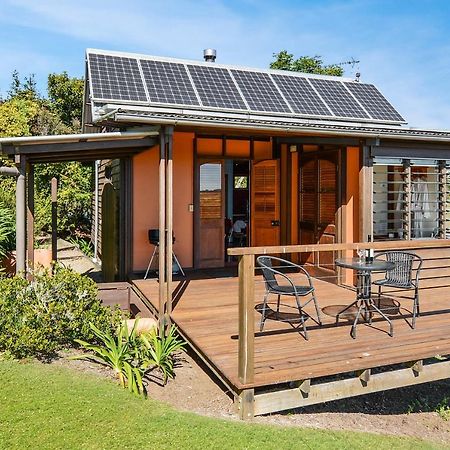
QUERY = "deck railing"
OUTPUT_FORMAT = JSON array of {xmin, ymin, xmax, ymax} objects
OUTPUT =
[{"xmin": 228, "ymin": 239, "xmax": 450, "ymax": 418}]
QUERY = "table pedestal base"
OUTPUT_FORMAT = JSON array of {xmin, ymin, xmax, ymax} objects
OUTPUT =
[{"xmin": 336, "ymin": 270, "xmax": 394, "ymax": 339}]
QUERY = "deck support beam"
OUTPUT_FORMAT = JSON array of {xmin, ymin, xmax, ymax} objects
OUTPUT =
[
  {"xmin": 253, "ymin": 360, "xmax": 450, "ymax": 416},
  {"xmin": 238, "ymin": 388, "xmax": 255, "ymax": 420}
]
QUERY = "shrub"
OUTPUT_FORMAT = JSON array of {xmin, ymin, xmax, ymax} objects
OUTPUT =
[
  {"xmin": 74, "ymin": 320, "xmax": 185, "ymax": 396},
  {"xmin": 0, "ymin": 265, "xmax": 123, "ymax": 358},
  {"xmin": 0, "ymin": 203, "xmax": 15, "ymax": 262}
]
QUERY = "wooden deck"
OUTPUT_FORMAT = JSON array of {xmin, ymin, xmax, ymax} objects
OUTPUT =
[{"xmin": 132, "ymin": 270, "xmax": 450, "ymax": 395}]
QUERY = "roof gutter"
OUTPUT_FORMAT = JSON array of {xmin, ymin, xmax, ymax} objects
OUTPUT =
[
  {"xmin": 112, "ymin": 114, "xmax": 450, "ymax": 144},
  {"xmin": 0, "ymin": 129, "xmax": 160, "ymax": 151}
]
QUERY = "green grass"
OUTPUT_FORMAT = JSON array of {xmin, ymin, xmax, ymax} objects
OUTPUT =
[{"xmin": 0, "ymin": 359, "xmax": 445, "ymax": 450}]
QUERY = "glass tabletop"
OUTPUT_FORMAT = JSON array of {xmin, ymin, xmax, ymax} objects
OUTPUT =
[{"xmin": 335, "ymin": 257, "xmax": 395, "ymax": 271}]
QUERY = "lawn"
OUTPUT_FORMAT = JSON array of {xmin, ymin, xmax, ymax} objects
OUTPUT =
[{"xmin": 0, "ymin": 359, "xmax": 445, "ymax": 450}]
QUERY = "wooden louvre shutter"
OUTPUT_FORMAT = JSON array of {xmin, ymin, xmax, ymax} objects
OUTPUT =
[{"xmin": 251, "ymin": 160, "xmax": 280, "ymax": 247}]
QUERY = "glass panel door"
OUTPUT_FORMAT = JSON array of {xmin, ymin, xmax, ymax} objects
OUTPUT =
[{"xmin": 196, "ymin": 161, "xmax": 225, "ymax": 268}]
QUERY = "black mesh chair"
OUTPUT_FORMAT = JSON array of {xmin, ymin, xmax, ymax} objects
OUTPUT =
[
  {"xmin": 144, "ymin": 229, "xmax": 185, "ymax": 279},
  {"xmin": 257, "ymin": 256, "xmax": 322, "ymax": 340},
  {"xmin": 373, "ymin": 251, "xmax": 422, "ymax": 328}
]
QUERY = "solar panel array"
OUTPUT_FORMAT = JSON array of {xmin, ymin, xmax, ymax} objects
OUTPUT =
[{"xmin": 87, "ymin": 51, "xmax": 405, "ymax": 123}]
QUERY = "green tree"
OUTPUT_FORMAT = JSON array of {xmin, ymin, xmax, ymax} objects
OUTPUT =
[
  {"xmin": 0, "ymin": 71, "xmax": 90, "ymax": 242},
  {"xmin": 47, "ymin": 72, "xmax": 83, "ymax": 131},
  {"xmin": 270, "ymin": 50, "xmax": 344, "ymax": 76}
]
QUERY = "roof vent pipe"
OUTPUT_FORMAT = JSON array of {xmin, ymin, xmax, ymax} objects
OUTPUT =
[{"xmin": 203, "ymin": 49, "xmax": 216, "ymax": 62}]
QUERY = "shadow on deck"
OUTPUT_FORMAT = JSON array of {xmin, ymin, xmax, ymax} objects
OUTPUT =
[{"xmin": 131, "ymin": 271, "xmax": 450, "ymax": 404}]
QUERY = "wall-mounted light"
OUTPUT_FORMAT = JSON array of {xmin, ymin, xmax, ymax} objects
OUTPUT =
[{"xmin": 289, "ymin": 145, "xmax": 297, "ymax": 153}]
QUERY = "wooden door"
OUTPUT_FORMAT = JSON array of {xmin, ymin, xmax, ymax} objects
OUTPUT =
[
  {"xmin": 101, "ymin": 182, "xmax": 118, "ymax": 282},
  {"xmin": 299, "ymin": 152, "xmax": 339, "ymax": 269},
  {"xmin": 251, "ymin": 160, "xmax": 281, "ymax": 247},
  {"xmin": 196, "ymin": 161, "xmax": 225, "ymax": 268}
]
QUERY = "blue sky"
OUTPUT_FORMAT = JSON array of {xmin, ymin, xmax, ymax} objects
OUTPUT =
[{"xmin": 0, "ymin": 0, "xmax": 449, "ymax": 128}]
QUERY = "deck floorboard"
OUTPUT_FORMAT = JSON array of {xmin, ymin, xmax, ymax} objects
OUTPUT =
[{"xmin": 132, "ymin": 274, "xmax": 450, "ymax": 391}]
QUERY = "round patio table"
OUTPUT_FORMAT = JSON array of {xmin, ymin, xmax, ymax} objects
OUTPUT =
[{"xmin": 335, "ymin": 257, "xmax": 395, "ymax": 338}]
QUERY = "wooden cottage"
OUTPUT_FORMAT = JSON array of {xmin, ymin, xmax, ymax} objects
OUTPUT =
[{"xmin": 1, "ymin": 48, "xmax": 450, "ymax": 417}]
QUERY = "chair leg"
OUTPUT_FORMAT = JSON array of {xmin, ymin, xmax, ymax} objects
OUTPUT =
[
  {"xmin": 302, "ymin": 314, "xmax": 309, "ymax": 341},
  {"xmin": 312, "ymin": 290, "xmax": 322, "ymax": 325},
  {"xmin": 260, "ymin": 291, "xmax": 269, "ymax": 332},
  {"xmin": 412, "ymin": 288, "xmax": 419, "ymax": 329},
  {"xmin": 276, "ymin": 295, "xmax": 281, "ymax": 315},
  {"xmin": 377, "ymin": 285, "xmax": 381, "ymax": 308},
  {"xmin": 294, "ymin": 294, "xmax": 308, "ymax": 340},
  {"xmin": 144, "ymin": 246, "xmax": 158, "ymax": 280}
]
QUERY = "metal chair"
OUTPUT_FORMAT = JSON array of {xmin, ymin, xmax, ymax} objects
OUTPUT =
[
  {"xmin": 144, "ymin": 229, "xmax": 185, "ymax": 279},
  {"xmin": 373, "ymin": 251, "xmax": 423, "ymax": 328},
  {"xmin": 257, "ymin": 256, "xmax": 322, "ymax": 340}
]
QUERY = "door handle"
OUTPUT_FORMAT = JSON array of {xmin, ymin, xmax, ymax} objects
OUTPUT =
[{"xmin": 271, "ymin": 220, "xmax": 280, "ymax": 227}]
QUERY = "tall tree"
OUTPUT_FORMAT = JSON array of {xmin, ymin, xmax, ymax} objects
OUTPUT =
[
  {"xmin": 47, "ymin": 72, "xmax": 84, "ymax": 130},
  {"xmin": 270, "ymin": 50, "xmax": 343, "ymax": 76},
  {"xmin": 0, "ymin": 71, "xmax": 90, "ymax": 239}
]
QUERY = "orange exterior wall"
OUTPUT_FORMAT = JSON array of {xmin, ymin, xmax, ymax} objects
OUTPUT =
[{"xmin": 132, "ymin": 132, "xmax": 194, "ymax": 271}]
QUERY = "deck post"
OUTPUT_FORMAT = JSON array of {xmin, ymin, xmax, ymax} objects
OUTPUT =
[
  {"xmin": 26, "ymin": 163, "xmax": 34, "ymax": 278},
  {"xmin": 238, "ymin": 253, "xmax": 255, "ymax": 419},
  {"xmin": 158, "ymin": 129, "xmax": 166, "ymax": 334},
  {"xmin": 15, "ymin": 155, "xmax": 27, "ymax": 276},
  {"xmin": 165, "ymin": 126, "xmax": 174, "ymax": 328}
]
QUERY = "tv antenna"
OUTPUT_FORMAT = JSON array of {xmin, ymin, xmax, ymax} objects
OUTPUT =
[
  {"xmin": 335, "ymin": 57, "xmax": 360, "ymax": 68},
  {"xmin": 333, "ymin": 57, "xmax": 361, "ymax": 81}
]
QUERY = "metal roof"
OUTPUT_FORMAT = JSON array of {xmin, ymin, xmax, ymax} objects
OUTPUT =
[
  {"xmin": 0, "ymin": 131, "xmax": 159, "ymax": 163},
  {"xmin": 105, "ymin": 108, "xmax": 450, "ymax": 143}
]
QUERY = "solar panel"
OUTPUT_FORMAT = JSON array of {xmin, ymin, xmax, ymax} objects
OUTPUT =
[
  {"xmin": 140, "ymin": 59, "xmax": 199, "ymax": 106},
  {"xmin": 309, "ymin": 79, "xmax": 370, "ymax": 119},
  {"xmin": 87, "ymin": 51, "xmax": 405, "ymax": 125},
  {"xmin": 88, "ymin": 53, "xmax": 147, "ymax": 102},
  {"xmin": 231, "ymin": 70, "xmax": 291, "ymax": 113},
  {"xmin": 345, "ymin": 83, "xmax": 404, "ymax": 122},
  {"xmin": 272, "ymin": 74, "xmax": 332, "ymax": 116},
  {"xmin": 188, "ymin": 65, "xmax": 247, "ymax": 110}
]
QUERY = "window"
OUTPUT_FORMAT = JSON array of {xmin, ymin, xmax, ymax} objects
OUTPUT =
[{"xmin": 373, "ymin": 159, "xmax": 444, "ymax": 240}]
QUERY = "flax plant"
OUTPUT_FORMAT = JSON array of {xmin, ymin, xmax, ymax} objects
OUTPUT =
[{"xmin": 73, "ymin": 321, "xmax": 145, "ymax": 396}]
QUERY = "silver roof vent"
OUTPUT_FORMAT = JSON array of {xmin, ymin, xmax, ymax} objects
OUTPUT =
[{"xmin": 203, "ymin": 48, "xmax": 216, "ymax": 62}]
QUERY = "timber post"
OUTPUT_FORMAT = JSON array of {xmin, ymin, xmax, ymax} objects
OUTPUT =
[
  {"xmin": 158, "ymin": 128, "xmax": 166, "ymax": 335},
  {"xmin": 238, "ymin": 253, "xmax": 255, "ymax": 419},
  {"xmin": 26, "ymin": 163, "xmax": 34, "ymax": 278},
  {"xmin": 165, "ymin": 126, "xmax": 174, "ymax": 329},
  {"xmin": 51, "ymin": 177, "xmax": 58, "ymax": 264},
  {"xmin": 15, "ymin": 155, "xmax": 27, "ymax": 276}
]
